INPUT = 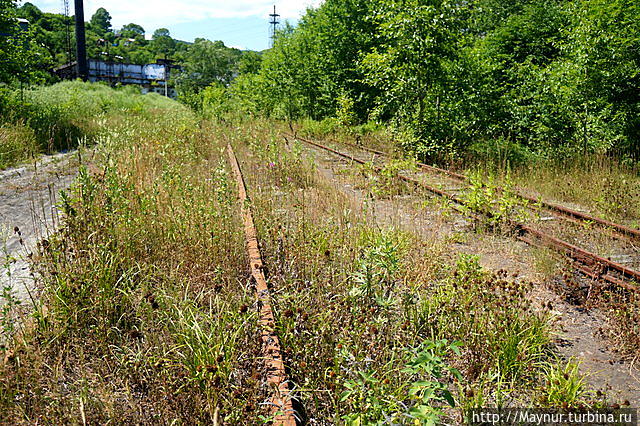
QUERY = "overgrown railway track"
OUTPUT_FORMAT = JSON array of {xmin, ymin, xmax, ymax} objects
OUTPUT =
[
  {"xmin": 337, "ymin": 137, "xmax": 640, "ymax": 240},
  {"xmin": 227, "ymin": 144, "xmax": 297, "ymax": 425},
  {"xmin": 286, "ymin": 134, "xmax": 640, "ymax": 292}
]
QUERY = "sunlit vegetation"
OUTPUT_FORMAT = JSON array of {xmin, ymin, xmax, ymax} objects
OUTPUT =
[{"xmin": 1, "ymin": 0, "xmax": 639, "ymax": 421}]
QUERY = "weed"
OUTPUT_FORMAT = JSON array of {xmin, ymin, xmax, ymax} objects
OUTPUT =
[
  {"xmin": 542, "ymin": 359, "xmax": 589, "ymax": 408},
  {"xmin": 462, "ymin": 171, "xmax": 528, "ymax": 229},
  {"xmin": 359, "ymin": 158, "xmax": 416, "ymax": 198},
  {"xmin": 349, "ymin": 231, "xmax": 402, "ymax": 305},
  {"xmin": 340, "ymin": 339, "xmax": 463, "ymax": 425}
]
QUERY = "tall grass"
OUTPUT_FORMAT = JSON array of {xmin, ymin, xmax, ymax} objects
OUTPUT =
[
  {"xmin": 0, "ymin": 81, "xmax": 179, "ymax": 169},
  {"xmin": 0, "ymin": 90, "xmax": 616, "ymax": 422},
  {"xmin": 294, "ymin": 118, "xmax": 640, "ymax": 225},
  {"xmin": 0, "ymin": 84, "xmax": 266, "ymax": 423},
  {"xmin": 224, "ymin": 120, "xmax": 601, "ymax": 422}
]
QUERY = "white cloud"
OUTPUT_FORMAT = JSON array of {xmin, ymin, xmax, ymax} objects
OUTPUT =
[{"xmin": 25, "ymin": 0, "xmax": 323, "ymax": 32}]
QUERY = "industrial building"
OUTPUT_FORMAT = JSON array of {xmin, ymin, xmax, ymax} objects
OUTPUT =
[{"xmin": 54, "ymin": 58, "xmax": 178, "ymax": 98}]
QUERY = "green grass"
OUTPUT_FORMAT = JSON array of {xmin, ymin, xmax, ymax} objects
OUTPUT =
[
  {"xmin": 0, "ymin": 89, "xmax": 623, "ymax": 423},
  {"xmin": 227, "ymin": 122, "xmax": 605, "ymax": 422},
  {"xmin": 0, "ymin": 81, "xmax": 181, "ymax": 170},
  {"xmin": 294, "ymin": 118, "xmax": 640, "ymax": 225},
  {"xmin": 0, "ymin": 85, "xmax": 264, "ymax": 423}
]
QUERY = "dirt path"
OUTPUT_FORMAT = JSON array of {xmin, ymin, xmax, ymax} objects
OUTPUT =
[
  {"xmin": 0, "ymin": 152, "xmax": 80, "ymax": 308},
  {"xmin": 300, "ymin": 143, "xmax": 640, "ymax": 405}
]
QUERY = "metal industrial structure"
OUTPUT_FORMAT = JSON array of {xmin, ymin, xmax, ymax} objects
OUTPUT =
[
  {"xmin": 54, "ymin": 59, "xmax": 178, "ymax": 98},
  {"xmin": 61, "ymin": 0, "xmax": 176, "ymax": 97},
  {"xmin": 269, "ymin": 5, "xmax": 280, "ymax": 47}
]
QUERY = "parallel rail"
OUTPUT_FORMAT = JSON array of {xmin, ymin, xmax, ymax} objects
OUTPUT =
[
  {"xmin": 227, "ymin": 144, "xmax": 297, "ymax": 425},
  {"xmin": 287, "ymin": 135, "xmax": 640, "ymax": 292},
  {"xmin": 289, "ymin": 134, "xmax": 640, "ymax": 240}
]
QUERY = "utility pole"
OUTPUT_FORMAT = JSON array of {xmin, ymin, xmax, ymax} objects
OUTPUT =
[
  {"xmin": 62, "ymin": 0, "xmax": 73, "ymax": 64},
  {"xmin": 74, "ymin": 0, "xmax": 88, "ymax": 80},
  {"xmin": 164, "ymin": 61, "xmax": 168, "ymax": 97},
  {"xmin": 269, "ymin": 5, "xmax": 279, "ymax": 48}
]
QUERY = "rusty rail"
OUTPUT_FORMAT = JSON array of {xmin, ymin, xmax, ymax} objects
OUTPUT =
[
  {"xmin": 227, "ymin": 144, "xmax": 297, "ymax": 425},
  {"xmin": 288, "ymin": 134, "xmax": 640, "ymax": 240},
  {"xmin": 289, "ymin": 135, "xmax": 640, "ymax": 291}
]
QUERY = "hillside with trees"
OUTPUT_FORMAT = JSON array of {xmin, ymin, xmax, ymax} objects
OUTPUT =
[
  {"xmin": 3, "ymin": 2, "xmax": 255, "ymax": 94},
  {"xmin": 219, "ymin": 0, "xmax": 640, "ymax": 165}
]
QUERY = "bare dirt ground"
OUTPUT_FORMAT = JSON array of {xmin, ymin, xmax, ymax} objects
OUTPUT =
[
  {"xmin": 0, "ymin": 152, "xmax": 80, "ymax": 308},
  {"xmin": 301, "ymin": 143, "xmax": 640, "ymax": 405}
]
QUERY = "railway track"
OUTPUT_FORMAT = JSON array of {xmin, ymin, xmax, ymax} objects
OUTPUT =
[
  {"xmin": 341, "ymin": 138, "xmax": 640, "ymax": 241},
  {"xmin": 286, "ymin": 134, "xmax": 640, "ymax": 292},
  {"xmin": 227, "ymin": 144, "xmax": 297, "ymax": 425}
]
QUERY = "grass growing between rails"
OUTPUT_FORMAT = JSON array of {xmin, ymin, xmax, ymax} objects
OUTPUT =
[
  {"xmin": 223, "ymin": 122, "xmax": 609, "ymax": 423},
  {"xmin": 0, "ymin": 81, "xmax": 178, "ymax": 170},
  {"xmin": 294, "ymin": 118, "xmax": 640, "ymax": 226},
  {"xmin": 0, "ymin": 104, "xmax": 621, "ymax": 423},
  {"xmin": 0, "ymin": 97, "xmax": 270, "ymax": 423}
]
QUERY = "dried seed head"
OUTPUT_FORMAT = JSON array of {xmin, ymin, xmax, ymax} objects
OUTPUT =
[{"xmin": 239, "ymin": 304, "xmax": 249, "ymax": 313}]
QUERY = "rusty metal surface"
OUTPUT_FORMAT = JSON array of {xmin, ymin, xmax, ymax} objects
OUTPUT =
[
  {"xmin": 288, "ymin": 134, "xmax": 640, "ymax": 240},
  {"xmin": 292, "ymin": 135, "xmax": 639, "ymax": 292},
  {"xmin": 226, "ymin": 144, "xmax": 297, "ymax": 425}
]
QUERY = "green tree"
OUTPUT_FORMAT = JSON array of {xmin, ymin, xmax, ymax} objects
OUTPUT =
[
  {"xmin": 241, "ymin": 0, "xmax": 378, "ymax": 121},
  {"xmin": 89, "ymin": 7, "xmax": 111, "ymax": 34},
  {"xmin": 360, "ymin": 0, "xmax": 461, "ymax": 158},
  {"xmin": 175, "ymin": 39, "xmax": 241, "ymax": 93},
  {"xmin": 1, "ymin": 0, "xmax": 49, "ymax": 85},
  {"xmin": 237, "ymin": 50, "xmax": 261, "ymax": 75},
  {"xmin": 151, "ymin": 27, "xmax": 176, "ymax": 58},
  {"xmin": 120, "ymin": 23, "xmax": 145, "ymax": 39}
]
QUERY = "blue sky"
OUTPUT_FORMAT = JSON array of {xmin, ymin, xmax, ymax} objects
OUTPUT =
[{"xmin": 22, "ymin": 0, "xmax": 323, "ymax": 51}]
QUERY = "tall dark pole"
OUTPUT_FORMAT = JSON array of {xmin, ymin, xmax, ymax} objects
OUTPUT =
[
  {"xmin": 269, "ymin": 5, "xmax": 279, "ymax": 48},
  {"xmin": 74, "ymin": 0, "xmax": 88, "ymax": 80}
]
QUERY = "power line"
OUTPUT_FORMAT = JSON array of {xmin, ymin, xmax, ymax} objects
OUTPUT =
[{"xmin": 269, "ymin": 5, "xmax": 279, "ymax": 48}]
